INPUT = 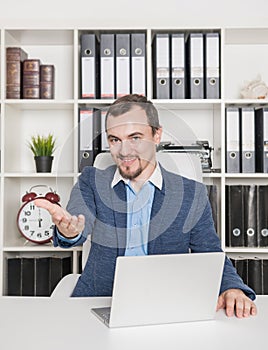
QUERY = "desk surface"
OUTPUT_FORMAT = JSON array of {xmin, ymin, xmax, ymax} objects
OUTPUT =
[{"xmin": 0, "ymin": 295, "xmax": 267, "ymax": 350}]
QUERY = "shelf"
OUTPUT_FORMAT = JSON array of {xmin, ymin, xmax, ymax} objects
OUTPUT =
[{"xmin": 1, "ymin": 25, "xmax": 268, "ymax": 297}]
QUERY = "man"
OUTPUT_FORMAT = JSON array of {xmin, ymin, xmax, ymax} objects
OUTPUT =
[{"xmin": 35, "ymin": 94, "xmax": 257, "ymax": 318}]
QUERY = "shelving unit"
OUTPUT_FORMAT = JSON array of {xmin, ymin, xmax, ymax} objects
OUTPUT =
[{"xmin": 0, "ymin": 26, "xmax": 267, "ymax": 296}]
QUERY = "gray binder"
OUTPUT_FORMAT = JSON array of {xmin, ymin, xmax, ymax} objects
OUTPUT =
[
  {"xmin": 171, "ymin": 33, "xmax": 186, "ymax": 99},
  {"xmin": 100, "ymin": 34, "xmax": 115, "ymax": 99},
  {"xmin": 131, "ymin": 33, "xmax": 146, "ymax": 95},
  {"xmin": 116, "ymin": 33, "xmax": 130, "ymax": 98},
  {"xmin": 187, "ymin": 33, "xmax": 204, "ymax": 99},
  {"xmin": 80, "ymin": 33, "xmax": 99, "ymax": 99},
  {"xmin": 226, "ymin": 107, "xmax": 240, "ymax": 173},
  {"xmin": 205, "ymin": 32, "xmax": 220, "ymax": 99},
  {"xmin": 153, "ymin": 33, "xmax": 170, "ymax": 99},
  {"xmin": 241, "ymin": 107, "xmax": 255, "ymax": 173}
]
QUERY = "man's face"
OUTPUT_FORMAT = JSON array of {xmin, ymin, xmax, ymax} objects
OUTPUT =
[{"xmin": 106, "ymin": 106, "xmax": 162, "ymax": 181}]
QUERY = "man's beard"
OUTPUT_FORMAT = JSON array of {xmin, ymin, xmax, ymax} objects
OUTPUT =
[{"xmin": 118, "ymin": 159, "xmax": 143, "ymax": 180}]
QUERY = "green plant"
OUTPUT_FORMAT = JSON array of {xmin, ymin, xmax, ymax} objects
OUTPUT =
[{"xmin": 28, "ymin": 133, "xmax": 56, "ymax": 157}]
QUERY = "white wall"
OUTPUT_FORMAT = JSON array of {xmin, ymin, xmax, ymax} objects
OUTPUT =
[{"xmin": 0, "ymin": 0, "xmax": 267, "ymax": 28}]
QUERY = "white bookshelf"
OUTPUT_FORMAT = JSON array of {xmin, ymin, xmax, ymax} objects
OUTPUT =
[{"xmin": 0, "ymin": 26, "xmax": 268, "ymax": 296}]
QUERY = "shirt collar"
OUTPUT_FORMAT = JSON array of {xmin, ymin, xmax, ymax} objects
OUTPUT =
[{"xmin": 111, "ymin": 162, "xmax": 163, "ymax": 190}]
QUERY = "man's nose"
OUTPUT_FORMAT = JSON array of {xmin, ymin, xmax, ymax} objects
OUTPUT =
[{"xmin": 119, "ymin": 140, "xmax": 132, "ymax": 156}]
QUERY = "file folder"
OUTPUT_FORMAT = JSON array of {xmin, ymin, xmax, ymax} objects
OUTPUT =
[
  {"xmin": 153, "ymin": 33, "xmax": 170, "ymax": 99},
  {"xmin": 187, "ymin": 33, "xmax": 204, "ymax": 99},
  {"xmin": 101, "ymin": 109, "xmax": 109, "ymax": 151},
  {"xmin": 225, "ymin": 185, "xmax": 244, "ymax": 247},
  {"xmin": 131, "ymin": 33, "xmax": 146, "ymax": 95},
  {"xmin": 230, "ymin": 257, "xmax": 248, "ymax": 284},
  {"xmin": 226, "ymin": 107, "xmax": 240, "ymax": 173},
  {"xmin": 116, "ymin": 33, "xmax": 130, "ymax": 98},
  {"xmin": 257, "ymin": 185, "xmax": 268, "ymax": 247},
  {"xmin": 247, "ymin": 258, "xmax": 262, "ymax": 295},
  {"xmin": 78, "ymin": 108, "xmax": 101, "ymax": 171},
  {"xmin": 255, "ymin": 107, "xmax": 268, "ymax": 173},
  {"xmin": 80, "ymin": 33, "xmax": 99, "ymax": 99},
  {"xmin": 241, "ymin": 107, "xmax": 255, "ymax": 173},
  {"xmin": 243, "ymin": 185, "xmax": 258, "ymax": 247},
  {"xmin": 171, "ymin": 33, "xmax": 186, "ymax": 99},
  {"xmin": 204, "ymin": 33, "xmax": 220, "ymax": 99},
  {"xmin": 100, "ymin": 34, "xmax": 115, "ymax": 99}
]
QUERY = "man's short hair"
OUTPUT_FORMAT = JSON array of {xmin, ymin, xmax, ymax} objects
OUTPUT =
[{"xmin": 105, "ymin": 94, "xmax": 161, "ymax": 135}]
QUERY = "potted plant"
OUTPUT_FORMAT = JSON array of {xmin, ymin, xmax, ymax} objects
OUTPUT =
[{"xmin": 28, "ymin": 133, "xmax": 56, "ymax": 172}]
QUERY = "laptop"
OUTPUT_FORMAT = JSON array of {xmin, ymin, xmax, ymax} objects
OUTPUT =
[{"xmin": 91, "ymin": 252, "xmax": 225, "ymax": 328}]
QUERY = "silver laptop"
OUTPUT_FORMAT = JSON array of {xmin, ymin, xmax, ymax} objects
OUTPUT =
[{"xmin": 91, "ymin": 252, "xmax": 225, "ymax": 328}]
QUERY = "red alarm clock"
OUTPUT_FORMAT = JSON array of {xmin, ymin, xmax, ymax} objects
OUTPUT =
[{"xmin": 17, "ymin": 185, "xmax": 60, "ymax": 244}]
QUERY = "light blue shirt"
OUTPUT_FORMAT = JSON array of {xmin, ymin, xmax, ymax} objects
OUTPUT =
[{"xmin": 57, "ymin": 163, "xmax": 163, "ymax": 256}]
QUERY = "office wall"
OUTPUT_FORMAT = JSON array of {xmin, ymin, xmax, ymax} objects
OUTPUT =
[{"xmin": 0, "ymin": 0, "xmax": 267, "ymax": 27}]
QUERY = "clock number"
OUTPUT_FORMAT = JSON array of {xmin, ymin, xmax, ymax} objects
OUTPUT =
[
  {"xmin": 24, "ymin": 210, "xmax": 31, "ymax": 216},
  {"xmin": 22, "ymin": 218, "xmax": 27, "ymax": 223},
  {"xmin": 24, "ymin": 225, "xmax": 29, "ymax": 231},
  {"xmin": 44, "ymin": 230, "xmax": 50, "ymax": 236},
  {"xmin": 29, "ymin": 204, "xmax": 35, "ymax": 210}
]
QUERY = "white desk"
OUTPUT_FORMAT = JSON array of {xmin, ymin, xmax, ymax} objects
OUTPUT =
[{"xmin": 0, "ymin": 295, "xmax": 267, "ymax": 350}]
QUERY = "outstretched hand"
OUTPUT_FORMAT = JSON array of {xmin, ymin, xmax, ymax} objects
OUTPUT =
[
  {"xmin": 34, "ymin": 198, "xmax": 85, "ymax": 238},
  {"xmin": 217, "ymin": 288, "xmax": 257, "ymax": 318}
]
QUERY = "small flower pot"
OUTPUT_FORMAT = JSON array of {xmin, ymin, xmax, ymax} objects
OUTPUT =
[{"xmin": 34, "ymin": 156, "xmax": 53, "ymax": 173}]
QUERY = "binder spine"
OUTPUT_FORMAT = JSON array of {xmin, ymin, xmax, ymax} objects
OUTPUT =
[
  {"xmin": 115, "ymin": 33, "xmax": 130, "ymax": 98},
  {"xmin": 153, "ymin": 33, "xmax": 170, "ymax": 99},
  {"xmin": 241, "ymin": 107, "xmax": 255, "ymax": 173},
  {"xmin": 171, "ymin": 33, "xmax": 186, "ymax": 99},
  {"xmin": 100, "ymin": 34, "xmax": 115, "ymax": 99},
  {"xmin": 226, "ymin": 107, "xmax": 240, "ymax": 173},
  {"xmin": 80, "ymin": 33, "xmax": 99, "ymax": 99},
  {"xmin": 204, "ymin": 32, "xmax": 220, "ymax": 99},
  {"xmin": 131, "ymin": 33, "xmax": 146, "ymax": 96},
  {"xmin": 187, "ymin": 33, "xmax": 204, "ymax": 99}
]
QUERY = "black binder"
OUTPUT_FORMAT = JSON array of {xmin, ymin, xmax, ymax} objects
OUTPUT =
[
  {"xmin": 262, "ymin": 259, "xmax": 268, "ymax": 294},
  {"xmin": 153, "ymin": 33, "xmax": 170, "ymax": 99},
  {"xmin": 255, "ymin": 107, "xmax": 268, "ymax": 173},
  {"xmin": 230, "ymin": 257, "xmax": 248, "ymax": 284},
  {"xmin": 257, "ymin": 185, "xmax": 268, "ymax": 247},
  {"xmin": 247, "ymin": 258, "xmax": 262, "ymax": 295},
  {"xmin": 243, "ymin": 185, "xmax": 258, "ymax": 247},
  {"xmin": 50, "ymin": 256, "xmax": 72, "ymax": 294},
  {"xmin": 35, "ymin": 257, "xmax": 50, "ymax": 296},
  {"xmin": 78, "ymin": 108, "xmax": 101, "ymax": 172},
  {"xmin": 80, "ymin": 33, "xmax": 99, "ymax": 99},
  {"xmin": 21, "ymin": 258, "xmax": 35, "ymax": 296},
  {"xmin": 7, "ymin": 258, "xmax": 22, "ymax": 296},
  {"xmin": 225, "ymin": 185, "xmax": 244, "ymax": 247}
]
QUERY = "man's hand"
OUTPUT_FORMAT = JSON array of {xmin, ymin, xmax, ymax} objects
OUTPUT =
[
  {"xmin": 217, "ymin": 288, "xmax": 257, "ymax": 318},
  {"xmin": 34, "ymin": 198, "xmax": 85, "ymax": 239}
]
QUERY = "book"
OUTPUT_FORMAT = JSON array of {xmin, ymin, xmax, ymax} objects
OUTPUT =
[
  {"xmin": 6, "ymin": 47, "xmax": 28, "ymax": 99},
  {"xmin": 40, "ymin": 64, "xmax": 55, "ymax": 99},
  {"xmin": 22, "ymin": 59, "xmax": 41, "ymax": 99}
]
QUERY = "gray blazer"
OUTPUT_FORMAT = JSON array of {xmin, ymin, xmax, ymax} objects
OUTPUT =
[{"xmin": 54, "ymin": 165, "xmax": 256, "ymax": 299}]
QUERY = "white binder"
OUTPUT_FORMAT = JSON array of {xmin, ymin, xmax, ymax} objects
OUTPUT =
[{"xmin": 226, "ymin": 107, "xmax": 240, "ymax": 173}]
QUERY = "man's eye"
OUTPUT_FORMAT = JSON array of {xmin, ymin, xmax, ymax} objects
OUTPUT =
[
  {"xmin": 131, "ymin": 136, "xmax": 141, "ymax": 142},
  {"xmin": 110, "ymin": 138, "xmax": 120, "ymax": 144}
]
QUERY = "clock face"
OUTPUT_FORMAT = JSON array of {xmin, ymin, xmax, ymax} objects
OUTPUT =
[{"xmin": 17, "ymin": 199, "xmax": 54, "ymax": 243}]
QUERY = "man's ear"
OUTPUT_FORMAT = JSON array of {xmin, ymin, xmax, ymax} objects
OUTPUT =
[{"xmin": 154, "ymin": 127, "xmax": 163, "ymax": 145}]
